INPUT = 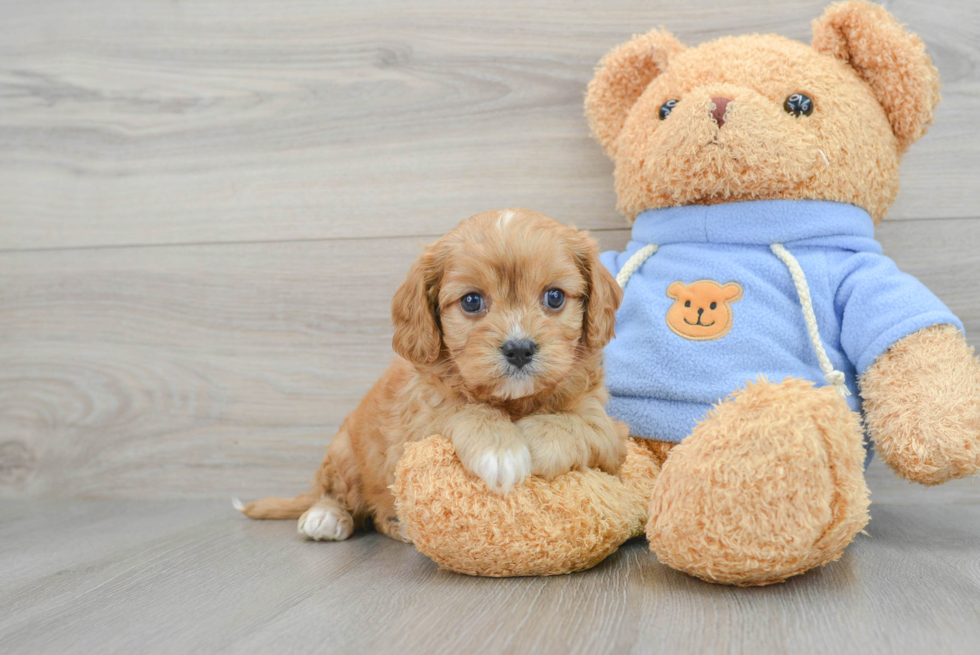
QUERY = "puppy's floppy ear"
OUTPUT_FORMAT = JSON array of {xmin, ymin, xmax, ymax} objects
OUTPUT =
[
  {"xmin": 812, "ymin": 1, "xmax": 940, "ymax": 152},
  {"xmin": 572, "ymin": 231, "xmax": 624, "ymax": 349},
  {"xmin": 585, "ymin": 28, "xmax": 686, "ymax": 158},
  {"xmin": 391, "ymin": 241, "xmax": 447, "ymax": 366}
]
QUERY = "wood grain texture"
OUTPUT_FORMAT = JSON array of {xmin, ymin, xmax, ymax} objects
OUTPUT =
[
  {"xmin": 1, "ymin": 500, "xmax": 979, "ymax": 655},
  {"xmin": 0, "ymin": 0, "xmax": 977, "ymax": 251}
]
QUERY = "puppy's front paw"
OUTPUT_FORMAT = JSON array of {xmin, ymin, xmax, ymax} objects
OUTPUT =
[
  {"xmin": 518, "ymin": 413, "xmax": 627, "ymax": 479},
  {"xmin": 468, "ymin": 443, "xmax": 532, "ymax": 495},
  {"xmin": 592, "ymin": 432, "xmax": 629, "ymax": 476},
  {"xmin": 525, "ymin": 434, "xmax": 584, "ymax": 481},
  {"xmin": 298, "ymin": 505, "xmax": 354, "ymax": 541}
]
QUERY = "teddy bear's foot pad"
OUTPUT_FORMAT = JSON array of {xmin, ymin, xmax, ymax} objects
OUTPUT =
[{"xmin": 646, "ymin": 377, "xmax": 870, "ymax": 586}]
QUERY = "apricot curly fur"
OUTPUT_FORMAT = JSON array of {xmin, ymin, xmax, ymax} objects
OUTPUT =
[
  {"xmin": 629, "ymin": 437, "xmax": 676, "ymax": 471},
  {"xmin": 241, "ymin": 209, "xmax": 630, "ymax": 545}
]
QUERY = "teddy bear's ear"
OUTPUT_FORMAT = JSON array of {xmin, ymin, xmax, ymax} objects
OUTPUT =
[
  {"xmin": 586, "ymin": 28, "xmax": 686, "ymax": 158},
  {"xmin": 811, "ymin": 1, "xmax": 940, "ymax": 152}
]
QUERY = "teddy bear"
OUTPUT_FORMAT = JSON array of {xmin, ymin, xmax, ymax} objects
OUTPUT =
[
  {"xmin": 393, "ymin": 0, "xmax": 980, "ymax": 584},
  {"xmin": 586, "ymin": 0, "xmax": 980, "ymax": 585}
]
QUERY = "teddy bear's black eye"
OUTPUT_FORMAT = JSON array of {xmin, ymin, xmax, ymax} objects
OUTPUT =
[
  {"xmin": 784, "ymin": 93, "xmax": 814, "ymax": 117},
  {"xmin": 659, "ymin": 99, "xmax": 679, "ymax": 120},
  {"xmin": 710, "ymin": 302, "xmax": 717, "ymax": 310},
  {"xmin": 684, "ymin": 300, "xmax": 691, "ymax": 308},
  {"xmin": 461, "ymin": 293, "xmax": 484, "ymax": 314}
]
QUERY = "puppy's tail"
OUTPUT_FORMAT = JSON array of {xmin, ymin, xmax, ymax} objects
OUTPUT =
[{"xmin": 233, "ymin": 493, "xmax": 315, "ymax": 520}]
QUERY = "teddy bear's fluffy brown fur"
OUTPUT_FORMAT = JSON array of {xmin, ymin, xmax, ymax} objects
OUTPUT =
[
  {"xmin": 392, "ymin": 1, "xmax": 980, "ymax": 584},
  {"xmin": 394, "ymin": 436, "xmax": 659, "ymax": 577},
  {"xmin": 645, "ymin": 378, "xmax": 871, "ymax": 586},
  {"xmin": 586, "ymin": 3, "xmax": 939, "ymax": 222}
]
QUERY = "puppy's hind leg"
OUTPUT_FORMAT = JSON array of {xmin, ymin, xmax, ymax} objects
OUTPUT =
[
  {"xmin": 372, "ymin": 507, "xmax": 412, "ymax": 544},
  {"xmin": 298, "ymin": 496, "xmax": 355, "ymax": 541},
  {"xmin": 298, "ymin": 427, "xmax": 365, "ymax": 541},
  {"xmin": 236, "ymin": 489, "xmax": 354, "ymax": 540}
]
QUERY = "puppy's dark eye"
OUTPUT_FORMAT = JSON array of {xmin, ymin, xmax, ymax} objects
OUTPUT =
[
  {"xmin": 684, "ymin": 300, "xmax": 691, "ymax": 308},
  {"xmin": 784, "ymin": 93, "xmax": 813, "ymax": 117},
  {"xmin": 460, "ymin": 293, "xmax": 484, "ymax": 314},
  {"xmin": 544, "ymin": 288, "xmax": 565, "ymax": 310},
  {"xmin": 710, "ymin": 302, "xmax": 717, "ymax": 310},
  {"xmin": 659, "ymin": 99, "xmax": 679, "ymax": 120}
]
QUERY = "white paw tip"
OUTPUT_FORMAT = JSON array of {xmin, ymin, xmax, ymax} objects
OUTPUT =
[
  {"xmin": 474, "ymin": 447, "xmax": 531, "ymax": 494},
  {"xmin": 299, "ymin": 507, "xmax": 353, "ymax": 541},
  {"xmin": 474, "ymin": 452, "xmax": 500, "ymax": 486},
  {"xmin": 231, "ymin": 498, "xmax": 245, "ymax": 512}
]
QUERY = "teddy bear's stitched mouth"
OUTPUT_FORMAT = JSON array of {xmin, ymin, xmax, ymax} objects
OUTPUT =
[
  {"xmin": 706, "ymin": 138, "xmax": 740, "ymax": 162},
  {"xmin": 684, "ymin": 317, "xmax": 716, "ymax": 327}
]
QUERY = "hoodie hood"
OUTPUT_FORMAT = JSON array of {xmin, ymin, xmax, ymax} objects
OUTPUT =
[{"xmin": 632, "ymin": 200, "xmax": 880, "ymax": 252}]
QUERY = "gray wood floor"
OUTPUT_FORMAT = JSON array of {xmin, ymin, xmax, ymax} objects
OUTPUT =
[{"xmin": 2, "ymin": 500, "xmax": 979, "ymax": 655}]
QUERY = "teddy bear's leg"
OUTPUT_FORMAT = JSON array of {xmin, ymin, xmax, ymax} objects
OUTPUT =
[
  {"xmin": 861, "ymin": 325, "xmax": 980, "ymax": 486},
  {"xmin": 646, "ymin": 378, "xmax": 870, "ymax": 586}
]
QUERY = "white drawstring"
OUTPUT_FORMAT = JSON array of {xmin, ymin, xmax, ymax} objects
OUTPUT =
[
  {"xmin": 615, "ymin": 244, "xmax": 658, "ymax": 288},
  {"xmin": 770, "ymin": 243, "xmax": 850, "ymax": 397}
]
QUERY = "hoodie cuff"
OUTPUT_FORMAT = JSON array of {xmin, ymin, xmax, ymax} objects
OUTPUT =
[{"xmin": 856, "ymin": 313, "xmax": 964, "ymax": 375}]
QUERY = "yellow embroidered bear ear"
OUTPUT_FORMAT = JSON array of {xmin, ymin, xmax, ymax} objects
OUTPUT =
[
  {"xmin": 720, "ymin": 282, "xmax": 744, "ymax": 302},
  {"xmin": 811, "ymin": 0, "xmax": 940, "ymax": 153},
  {"xmin": 585, "ymin": 28, "xmax": 687, "ymax": 158},
  {"xmin": 666, "ymin": 280, "xmax": 687, "ymax": 299}
]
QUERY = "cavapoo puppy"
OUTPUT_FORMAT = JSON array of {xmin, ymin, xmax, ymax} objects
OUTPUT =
[{"xmin": 238, "ymin": 208, "xmax": 627, "ymax": 542}]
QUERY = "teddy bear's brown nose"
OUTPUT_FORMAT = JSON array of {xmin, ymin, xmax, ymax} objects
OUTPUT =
[{"xmin": 710, "ymin": 97, "xmax": 731, "ymax": 128}]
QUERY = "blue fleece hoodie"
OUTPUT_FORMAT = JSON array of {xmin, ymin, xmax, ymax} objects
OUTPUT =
[{"xmin": 600, "ymin": 200, "xmax": 962, "ymax": 443}]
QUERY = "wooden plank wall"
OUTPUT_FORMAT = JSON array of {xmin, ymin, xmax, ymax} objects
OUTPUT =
[{"xmin": 1, "ymin": 0, "xmax": 978, "ymax": 501}]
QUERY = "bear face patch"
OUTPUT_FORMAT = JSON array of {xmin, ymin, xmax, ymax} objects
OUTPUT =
[{"xmin": 665, "ymin": 280, "xmax": 743, "ymax": 341}]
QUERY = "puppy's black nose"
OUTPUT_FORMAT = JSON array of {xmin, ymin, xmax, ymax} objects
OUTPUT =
[{"xmin": 502, "ymin": 339, "xmax": 536, "ymax": 369}]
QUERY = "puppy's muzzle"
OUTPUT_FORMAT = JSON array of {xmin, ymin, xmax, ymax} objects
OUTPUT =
[{"xmin": 501, "ymin": 339, "xmax": 536, "ymax": 370}]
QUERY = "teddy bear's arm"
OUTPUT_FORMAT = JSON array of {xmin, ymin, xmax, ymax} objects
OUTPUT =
[{"xmin": 860, "ymin": 324, "xmax": 980, "ymax": 485}]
